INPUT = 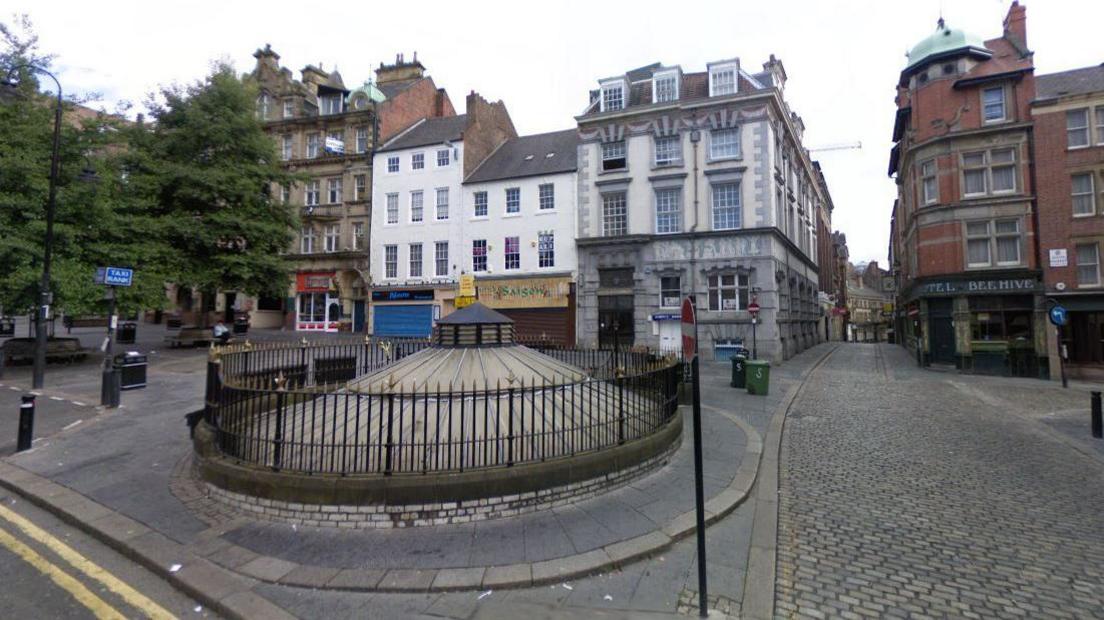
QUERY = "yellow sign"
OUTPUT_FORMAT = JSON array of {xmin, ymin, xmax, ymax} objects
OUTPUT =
[
  {"xmin": 455, "ymin": 295, "xmax": 477, "ymax": 309},
  {"xmin": 883, "ymin": 302, "xmax": 894, "ymax": 313},
  {"xmin": 476, "ymin": 276, "xmax": 572, "ymax": 309},
  {"xmin": 459, "ymin": 274, "xmax": 475, "ymax": 297}
]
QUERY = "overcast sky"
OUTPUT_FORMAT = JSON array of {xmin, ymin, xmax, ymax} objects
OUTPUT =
[{"xmin": 6, "ymin": 0, "xmax": 1101, "ymax": 264}]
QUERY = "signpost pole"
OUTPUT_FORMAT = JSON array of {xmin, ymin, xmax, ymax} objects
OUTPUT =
[
  {"xmin": 682, "ymin": 297, "xmax": 708, "ymax": 618},
  {"xmin": 100, "ymin": 285, "xmax": 120, "ymax": 408},
  {"xmin": 1048, "ymin": 302, "xmax": 1068, "ymax": 389}
]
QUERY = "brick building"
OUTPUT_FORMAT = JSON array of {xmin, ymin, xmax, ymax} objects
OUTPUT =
[
  {"xmin": 1033, "ymin": 65, "xmax": 1104, "ymax": 380},
  {"xmin": 888, "ymin": 3, "xmax": 1048, "ymax": 377},
  {"xmin": 246, "ymin": 48, "xmax": 454, "ymax": 332}
]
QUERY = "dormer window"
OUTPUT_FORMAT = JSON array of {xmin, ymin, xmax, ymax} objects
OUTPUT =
[
  {"xmin": 320, "ymin": 94, "xmax": 344, "ymax": 115},
  {"xmin": 256, "ymin": 93, "xmax": 270, "ymax": 119},
  {"xmin": 653, "ymin": 71, "xmax": 679, "ymax": 104},
  {"xmin": 283, "ymin": 99, "xmax": 294, "ymax": 118},
  {"xmin": 709, "ymin": 63, "xmax": 738, "ymax": 97},
  {"xmin": 601, "ymin": 81, "xmax": 625, "ymax": 112}
]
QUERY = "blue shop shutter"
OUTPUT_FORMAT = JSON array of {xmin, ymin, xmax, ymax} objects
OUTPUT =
[{"xmin": 373, "ymin": 305, "xmax": 433, "ymax": 338}]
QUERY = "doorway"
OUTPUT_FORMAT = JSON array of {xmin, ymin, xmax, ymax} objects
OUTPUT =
[
  {"xmin": 224, "ymin": 292, "xmax": 237, "ymax": 324},
  {"xmin": 658, "ymin": 320, "xmax": 682, "ymax": 355},
  {"xmin": 928, "ymin": 298, "xmax": 955, "ymax": 364},
  {"xmin": 598, "ymin": 295, "xmax": 634, "ymax": 350},
  {"xmin": 353, "ymin": 300, "xmax": 366, "ymax": 332}
]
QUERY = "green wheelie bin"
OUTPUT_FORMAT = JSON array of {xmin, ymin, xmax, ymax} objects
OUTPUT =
[{"xmin": 746, "ymin": 359, "xmax": 770, "ymax": 395}]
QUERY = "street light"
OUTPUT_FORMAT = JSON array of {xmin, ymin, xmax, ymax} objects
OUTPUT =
[{"xmin": 3, "ymin": 63, "xmax": 63, "ymax": 390}]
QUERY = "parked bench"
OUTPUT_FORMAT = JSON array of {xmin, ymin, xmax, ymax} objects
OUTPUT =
[
  {"xmin": 63, "ymin": 315, "xmax": 109, "ymax": 329},
  {"xmin": 164, "ymin": 326, "xmax": 235, "ymax": 348},
  {"xmin": 1, "ymin": 337, "xmax": 87, "ymax": 364}
]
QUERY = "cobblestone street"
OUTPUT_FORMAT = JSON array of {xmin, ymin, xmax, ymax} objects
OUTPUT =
[{"xmin": 776, "ymin": 343, "xmax": 1104, "ymax": 619}]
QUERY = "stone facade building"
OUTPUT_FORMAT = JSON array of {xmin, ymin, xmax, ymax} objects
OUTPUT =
[
  {"xmin": 574, "ymin": 57, "xmax": 832, "ymax": 362},
  {"xmin": 1033, "ymin": 64, "xmax": 1104, "ymax": 380},
  {"xmin": 888, "ymin": 3, "xmax": 1048, "ymax": 377},
  {"xmin": 248, "ymin": 48, "xmax": 454, "ymax": 332}
]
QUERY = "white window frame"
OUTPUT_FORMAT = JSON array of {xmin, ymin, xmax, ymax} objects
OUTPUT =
[
  {"xmin": 655, "ymin": 187, "xmax": 682, "ymax": 234},
  {"xmin": 994, "ymin": 219, "xmax": 1021, "ymax": 266},
  {"xmin": 385, "ymin": 193, "xmax": 399, "ymax": 224},
  {"xmin": 472, "ymin": 239, "xmax": 488, "ymax": 272},
  {"xmin": 653, "ymin": 71, "xmax": 679, "ymax": 104},
  {"xmin": 412, "ymin": 152, "xmax": 425, "ymax": 170},
  {"xmin": 962, "ymin": 149, "xmax": 1017, "ymax": 197},
  {"xmin": 601, "ymin": 141, "xmax": 627, "ymax": 172},
  {"xmin": 1077, "ymin": 243, "xmax": 1101, "ymax": 287},
  {"xmin": 708, "ymin": 63, "xmax": 737, "ymax": 97},
  {"xmin": 654, "ymin": 135, "xmax": 682, "ymax": 166},
  {"xmin": 409, "ymin": 243, "xmax": 423, "ymax": 278},
  {"xmin": 324, "ymin": 224, "xmax": 340, "ymax": 253},
  {"xmin": 321, "ymin": 94, "xmax": 343, "ymax": 115},
  {"xmin": 965, "ymin": 221, "xmax": 992, "ymax": 267},
  {"xmin": 1097, "ymin": 107, "xmax": 1104, "ymax": 145},
  {"xmin": 600, "ymin": 80, "xmax": 625, "ymax": 112},
  {"xmin": 473, "ymin": 191, "xmax": 488, "ymax": 217},
  {"xmin": 387, "ymin": 155, "xmax": 400, "ymax": 173},
  {"xmin": 921, "ymin": 159, "xmax": 938, "ymax": 205},
  {"xmin": 538, "ymin": 231, "xmax": 554, "ymax": 268},
  {"xmin": 307, "ymin": 133, "xmax": 320, "ymax": 159},
  {"xmin": 435, "ymin": 187, "xmax": 449, "ymax": 220},
  {"xmin": 353, "ymin": 174, "xmax": 366, "ymax": 201},
  {"xmin": 305, "ymin": 180, "xmax": 320, "ymax": 206},
  {"xmin": 436, "ymin": 148, "xmax": 450, "ymax": 167},
  {"xmin": 281, "ymin": 184, "xmax": 290, "ymax": 204},
  {"xmin": 355, "ymin": 127, "xmax": 368, "ymax": 153},
  {"xmin": 1068, "ymin": 108, "xmax": 1090, "ymax": 149},
  {"xmin": 504, "ymin": 236, "xmax": 520, "ymax": 270},
  {"xmin": 981, "ymin": 86, "xmax": 1006, "ymax": 124},
  {"xmin": 327, "ymin": 177, "xmax": 342, "ymax": 204},
  {"xmin": 505, "ymin": 187, "xmax": 521, "ymax": 214},
  {"xmin": 1072, "ymin": 172, "xmax": 1096, "ymax": 217},
  {"xmin": 709, "ymin": 128, "xmax": 740, "ymax": 160},
  {"xmin": 711, "ymin": 182, "xmax": 742, "ymax": 230},
  {"xmin": 707, "ymin": 274, "xmax": 748, "ymax": 311},
  {"xmin": 538, "ymin": 184, "xmax": 555, "ymax": 210},
  {"xmin": 384, "ymin": 245, "xmax": 398, "ymax": 279},
  {"xmin": 257, "ymin": 93, "xmax": 270, "ymax": 119},
  {"xmin": 602, "ymin": 191, "xmax": 627, "ymax": 237},
  {"xmin": 660, "ymin": 276, "xmax": 681, "ymax": 308},
  {"xmin": 281, "ymin": 134, "xmax": 293, "ymax": 161},
  {"xmin": 352, "ymin": 222, "xmax": 364, "ymax": 250},
  {"xmin": 300, "ymin": 227, "xmax": 315, "ymax": 254},
  {"xmin": 435, "ymin": 241, "xmax": 449, "ymax": 277},
  {"xmin": 410, "ymin": 190, "xmax": 424, "ymax": 223},
  {"xmin": 283, "ymin": 99, "xmax": 294, "ymax": 119}
]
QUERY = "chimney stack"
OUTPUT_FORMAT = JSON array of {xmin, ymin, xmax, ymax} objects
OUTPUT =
[{"xmin": 1003, "ymin": 1, "xmax": 1028, "ymax": 51}]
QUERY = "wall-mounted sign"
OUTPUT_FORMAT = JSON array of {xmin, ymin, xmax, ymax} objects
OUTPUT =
[
  {"xmin": 1049, "ymin": 249, "xmax": 1068, "ymax": 268},
  {"xmin": 917, "ymin": 277, "xmax": 1040, "ymax": 296},
  {"xmin": 459, "ymin": 274, "xmax": 475, "ymax": 297},
  {"xmin": 324, "ymin": 137, "xmax": 345, "ymax": 154},
  {"xmin": 296, "ymin": 272, "xmax": 334, "ymax": 293},
  {"xmin": 652, "ymin": 313, "xmax": 680, "ymax": 321},
  {"xmin": 371, "ymin": 289, "xmax": 435, "ymax": 302},
  {"xmin": 476, "ymin": 276, "xmax": 571, "ymax": 309}
]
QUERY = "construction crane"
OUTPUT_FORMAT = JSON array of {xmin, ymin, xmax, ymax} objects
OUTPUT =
[{"xmin": 808, "ymin": 141, "xmax": 862, "ymax": 153}]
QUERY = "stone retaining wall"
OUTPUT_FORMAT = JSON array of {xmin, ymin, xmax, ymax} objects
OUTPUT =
[{"xmin": 205, "ymin": 437, "xmax": 680, "ymax": 529}]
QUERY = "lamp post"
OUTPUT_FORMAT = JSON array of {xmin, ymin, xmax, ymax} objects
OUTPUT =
[{"xmin": 4, "ymin": 64, "xmax": 63, "ymax": 390}]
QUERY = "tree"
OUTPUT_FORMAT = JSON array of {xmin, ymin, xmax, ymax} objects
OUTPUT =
[
  {"xmin": 0, "ymin": 15, "xmax": 166, "ymax": 319},
  {"xmin": 125, "ymin": 63, "xmax": 298, "ymax": 320}
]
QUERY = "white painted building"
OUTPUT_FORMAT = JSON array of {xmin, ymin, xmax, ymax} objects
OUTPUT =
[{"xmin": 460, "ymin": 130, "xmax": 579, "ymax": 343}]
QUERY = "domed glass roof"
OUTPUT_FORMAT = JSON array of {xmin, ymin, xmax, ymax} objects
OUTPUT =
[{"xmin": 906, "ymin": 18, "xmax": 990, "ymax": 71}]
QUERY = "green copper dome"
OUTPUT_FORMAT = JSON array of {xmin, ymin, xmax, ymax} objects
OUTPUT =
[{"xmin": 905, "ymin": 18, "xmax": 990, "ymax": 70}]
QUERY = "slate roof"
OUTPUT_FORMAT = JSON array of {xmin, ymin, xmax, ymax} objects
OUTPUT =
[
  {"xmin": 464, "ymin": 129, "xmax": 578, "ymax": 184},
  {"xmin": 378, "ymin": 114, "xmax": 467, "ymax": 152},
  {"xmin": 1037, "ymin": 64, "xmax": 1104, "ymax": 100},
  {"xmin": 378, "ymin": 79, "xmax": 421, "ymax": 100},
  {"xmin": 436, "ymin": 302, "xmax": 513, "ymax": 325},
  {"xmin": 583, "ymin": 64, "xmax": 766, "ymax": 117}
]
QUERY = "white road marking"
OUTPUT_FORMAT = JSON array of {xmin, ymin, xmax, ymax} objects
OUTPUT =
[
  {"xmin": 71, "ymin": 402, "xmax": 87, "ymax": 407},
  {"xmin": 50, "ymin": 396, "xmax": 65, "ymax": 401},
  {"xmin": 62, "ymin": 420, "xmax": 83, "ymax": 431}
]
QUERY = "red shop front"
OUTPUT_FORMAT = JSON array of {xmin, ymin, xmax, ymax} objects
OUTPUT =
[{"xmin": 296, "ymin": 272, "xmax": 339, "ymax": 332}]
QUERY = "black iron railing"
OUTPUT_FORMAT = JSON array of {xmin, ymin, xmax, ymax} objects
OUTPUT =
[{"xmin": 203, "ymin": 339, "xmax": 681, "ymax": 475}]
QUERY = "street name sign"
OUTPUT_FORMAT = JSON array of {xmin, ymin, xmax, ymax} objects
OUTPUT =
[{"xmin": 103, "ymin": 267, "xmax": 133, "ymax": 287}]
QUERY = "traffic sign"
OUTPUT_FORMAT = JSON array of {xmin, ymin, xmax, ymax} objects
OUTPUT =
[
  {"xmin": 681, "ymin": 297, "xmax": 697, "ymax": 361},
  {"xmin": 747, "ymin": 301, "xmax": 760, "ymax": 315},
  {"xmin": 103, "ymin": 267, "xmax": 133, "ymax": 287},
  {"xmin": 1049, "ymin": 305, "xmax": 1068, "ymax": 327}
]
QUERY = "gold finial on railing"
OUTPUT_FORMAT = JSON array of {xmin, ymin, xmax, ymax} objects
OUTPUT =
[
  {"xmin": 364, "ymin": 334, "xmax": 372, "ymax": 345},
  {"xmin": 300, "ymin": 337, "xmax": 309, "ymax": 347},
  {"xmin": 380, "ymin": 340, "xmax": 392, "ymax": 360},
  {"xmin": 615, "ymin": 366, "xmax": 626, "ymax": 379},
  {"xmin": 274, "ymin": 371, "xmax": 287, "ymax": 391},
  {"xmin": 208, "ymin": 341, "xmax": 221, "ymax": 362},
  {"xmin": 506, "ymin": 370, "xmax": 517, "ymax": 385}
]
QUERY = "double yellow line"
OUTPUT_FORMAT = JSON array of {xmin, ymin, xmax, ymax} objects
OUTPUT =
[{"xmin": 0, "ymin": 503, "xmax": 176, "ymax": 619}]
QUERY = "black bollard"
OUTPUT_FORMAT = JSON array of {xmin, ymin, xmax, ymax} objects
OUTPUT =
[
  {"xmin": 18, "ymin": 394, "xmax": 35, "ymax": 451},
  {"xmin": 1092, "ymin": 391, "xmax": 1102, "ymax": 439}
]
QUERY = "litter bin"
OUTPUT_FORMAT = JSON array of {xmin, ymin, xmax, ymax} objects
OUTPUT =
[
  {"xmin": 746, "ymin": 360, "xmax": 770, "ymax": 396},
  {"xmin": 114, "ymin": 352, "xmax": 148, "ymax": 390},
  {"xmin": 233, "ymin": 315, "xmax": 250, "ymax": 335},
  {"xmin": 730, "ymin": 354, "xmax": 748, "ymax": 389},
  {"xmin": 116, "ymin": 321, "xmax": 137, "ymax": 344}
]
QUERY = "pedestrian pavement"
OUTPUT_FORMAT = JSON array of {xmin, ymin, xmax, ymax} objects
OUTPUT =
[
  {"xmin": 776, "ymin": 343, "xmax": 1104, "ymax": 619},
  {"xmin": 0, "ymin": 316, "xmax": 839, "ymax": 618}
]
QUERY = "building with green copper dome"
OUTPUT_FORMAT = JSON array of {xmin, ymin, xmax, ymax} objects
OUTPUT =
[{"xmin": 904, "ymin": 18, "xmax": 992, "ymax": 74}]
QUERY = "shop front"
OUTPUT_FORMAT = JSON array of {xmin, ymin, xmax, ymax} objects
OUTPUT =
[
  {"xmin": 1052, "ymin": 293, "xmax": 1104, "ymax": 381},
  {"xmin": 370, "ymin": 289, "xmax": 437, "ymax": 338},
  {"xmin": 296, "ymin": 272, "xmax": 340, "ymax": 332},
  {"xmin": 904, "ymin": 273, "xmax": 1047, "ymax": 378},
  {"xmin": 474, "ymin": 276, "xmax": 575, "ymax": 346}
]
